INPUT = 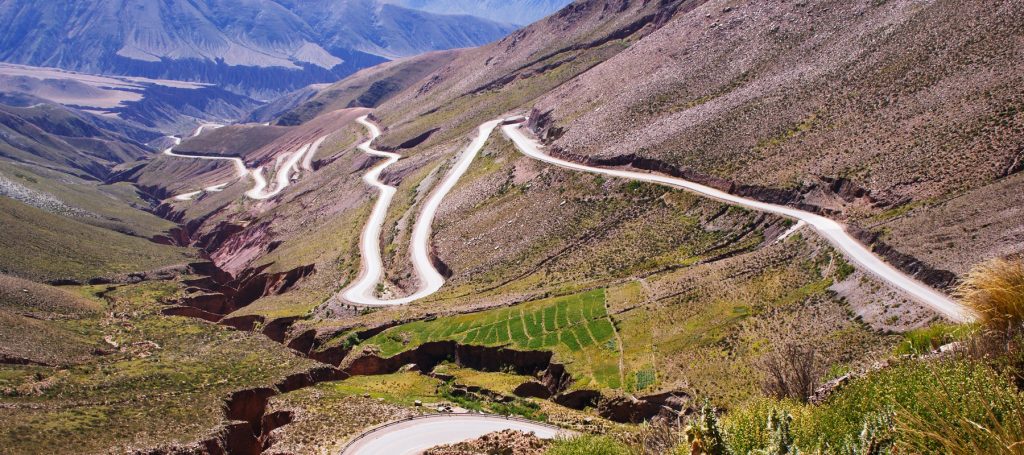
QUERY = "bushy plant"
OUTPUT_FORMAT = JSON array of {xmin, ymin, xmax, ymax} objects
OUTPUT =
[
  {"xmin": 894, "ymin": 322, "xmax": 971, "ymax": 356},
  {"xmin": 758, "ymin": 410, "xmax": 796, "ymax": 455},
  {"xmin": 894, "ymin": 366, "xmax": 1024, "ymax": 454},
  {"xmin": 723, "ymin": 359, "xmax": 1023, "ymax": 453},
  {"xmin": 546, "ymin": 434, "xmax": 630, "ymax": 455},
  {"xmin": 958, "ymin": 258, "xmax": 1024, "ymax": 333},
  {"xmin": 761, "ymin": 342, "xmax": 823, "ymax": 402},
  {"xmin": 838, "ymin": 412, "xmax": 894, "ymax": 455},
  {"xmin": 809, "ymin": 360, "xmax": 1022, "ymax": 453},
  {"xmin": 721, "ymin": 398, "xmax": 803, "ymax": 454},
  {"xmin": 685, "ymin": 401, "xmax": 732, "ymax": 455}
]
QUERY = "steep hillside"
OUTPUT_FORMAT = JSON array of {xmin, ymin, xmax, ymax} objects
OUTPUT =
[
  {"xmin": 0, "ymin": 101, "xmax": 153, "ymax": 180},
  {"xmin": 277, "ymin": 0, "xmax": 516, "ymax": 60},
  {"xmin": 387, "ymin": 0, "xmax": 572, "ymax": 25},
  {"xmin": 0, "ymin": 0, "xmax": 516, "ymax": 98},
  {"xmin": 2, "ymin": 0, "xmax": 1022, "ymax": 453},
  {"xmin": 350, "ymin": 0, "xmax": 1021, "ymax": 279},
  {"xmin": 526, "ymin": 0, "xmax": 1024, "ymax": 274},
  {"xmin": 360, "ymin": 0, "xmax": 706, "ymax": 151},
  {"xmin": 273, "ymin": 50, "xmax": 461, "ymax": 126},
  {"xmin": 0, "ymin": 98, "xmax": 198, "ymax": 283}
]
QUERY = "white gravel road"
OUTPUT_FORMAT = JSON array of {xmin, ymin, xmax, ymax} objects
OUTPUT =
[
  {"xmin": 341, "ymin": 116, "xmax": 502, "ymax": 306},
  {"xmin": 340, "ymin": 414, "xmax": 567, "ymax": 455},
  {"xmin": 162, "ymin": 123, "xmax": 325, "ymax": 202},
  {"xmin": 501, "ymin": 121, "xmax": 971, "ymax": 322}
]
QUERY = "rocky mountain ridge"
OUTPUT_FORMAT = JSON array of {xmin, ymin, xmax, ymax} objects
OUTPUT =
[
  {"xmin": 387, "ymin": 0, "xmax": 573, "ymax": 25},
  {"xmin": 0, "ymin": 0, "xmax": 518, "ymax": 98}
]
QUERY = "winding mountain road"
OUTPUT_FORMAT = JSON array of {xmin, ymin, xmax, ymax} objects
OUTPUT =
[
  {"xmin": 341, "ymin": 114, "xmax": 969, "ymax": 322},
  {"xmin": 162, "ymin": 123, "xmax": 326, "ymax": 202},
  {"xmin": 500, "ymin": 121, "xmax": 971, "ymax": 322},
  {"xmin": 339, "ymin": 414, "xmax": 567, "ymax": 455},
  {"xmin": 340, "ymin": 116, "xmax": 501, "ymax": 306}
]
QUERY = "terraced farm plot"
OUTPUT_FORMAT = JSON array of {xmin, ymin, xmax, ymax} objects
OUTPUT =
[
  {"xmin": 369, "ymin": 290, "xmax": 609, "ymax": 354},
  {"xmin": 364, "ymin": 289, "xmax": 624, "ymax": 389}
]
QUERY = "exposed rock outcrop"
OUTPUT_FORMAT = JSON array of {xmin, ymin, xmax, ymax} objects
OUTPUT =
[
  {"xmin": 139, "ymin": 364, "xmax": 348, "ymax": 455},
  {"xmin": 341, "ymin": 340, "xmax": 691, "ymax": 423},
  {"xmin": 850, "ymin": 226, "xmax": 959, "ymax": 291}
]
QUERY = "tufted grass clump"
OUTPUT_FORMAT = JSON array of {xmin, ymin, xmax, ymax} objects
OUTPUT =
[{"xmin": 958, "ymin": 258, "xmax": 1024, "ymax": 334}]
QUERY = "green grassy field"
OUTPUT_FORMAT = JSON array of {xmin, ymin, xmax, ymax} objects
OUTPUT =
[
  {"xmin": 364, "ymin": 289, "xmax": 624, "ymax": 390},
  {"xmin": 0, "ymin": 198, "xmax": 195, "ymax": 282},
  {"xmin": 322, "ymin": 371, "xmax": 442, "ymax": 406},
  {"xmin": 368, "ymin": 289, "xmax": 611, "ymax": 355},
  {"xmin": 433, "ymin": 364, "xmax": 536, "ymax": 395},
  {"xmin": 0, "ymin": 280, "xmax": 316, "ymax": 454}
]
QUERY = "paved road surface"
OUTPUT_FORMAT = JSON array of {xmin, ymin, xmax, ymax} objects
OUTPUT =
[{"xmin": 337, "ymin": 115, "xmax": 968, "ymax": 321}]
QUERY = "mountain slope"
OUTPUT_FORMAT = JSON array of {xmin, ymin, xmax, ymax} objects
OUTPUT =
[
  {"xmin": 278, "ymin": 0, "xmax": 517, "ymax": 59},
  {"xmin": 0, "ymin": 97, "xmax": 198, "ymax": 282},
  {"xmin": 0, "ymin": 101, "xmax": 154, "ymax": 180},
  {"xmin": 526, "ymin": 0, "xmax": 1024, "ymax": 275},
  {"xmin": 272, "ymin": 50, "xmax": 461, "ymax": 126},
  {"xmin": 3, "ymin": 0, "xmax": 1024, "ymax": 452},
  {"xmin": 0, "ymin": 0, "xmax": 516, "ymax": 98},
  {"xmin": 0, "ymin": 63, "xmax": 262, "ymax": 132},
  {"xmin": 386, "ymin": 0, "xmax": 572, "ymax": 26},
  {"xmin": 347, "ymin": 0, "xmax": 1020, "ymax": 280}
]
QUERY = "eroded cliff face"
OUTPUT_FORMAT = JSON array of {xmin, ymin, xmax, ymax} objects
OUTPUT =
[
  {"xmin": 166, "ymin": 263, "xmax": 315, "ymax": 324},
  {"xmin": 141, "ymin": 365, "xmax": 348, "ymax": 455},
  {"xmin": 340, "ymin": 341, "xmax": 692, "ymax": 423}
]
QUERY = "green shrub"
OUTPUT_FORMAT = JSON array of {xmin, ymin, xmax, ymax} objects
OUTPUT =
[
  {"xmin": 722, "ymin": 398, "xmax": 804, "ymax": 454},
  {"xmin": 803, "ymin": 360, "xmax": 1021, "ymax": 452},
  {"xmin": 724, "ymin": 360, "xmax": 1024, "ymax": 453},
  {"xmin": 894, "ymin": 322, "xmax": 971, "ymax": 355},
  {"xmin": 685, "ymin": 401, "xmax": 732, "ymax": 455},
  {"xmin": 834, "ymin": 257, "xmax": 856, "ymax": 281},
  {"xmin": 894, "ymin": 365, "xmax": 1024, "ymax": 454},
  {"xmin": 759, "ymin": 410, "xmax": 796, "ymax": 455},
  {"xmin": 547, "ymin": 434, "xmax": 630, "ymax": 455},
  {"xmin": 840, "ymin": 412, "xmax": 894, "ymax": 455}
]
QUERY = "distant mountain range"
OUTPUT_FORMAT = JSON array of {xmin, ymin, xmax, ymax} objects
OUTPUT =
[
  {"xmin": 386, "ymin": 0, "xmax": 573, "ymax": 25},
  {"xmin": 0, "ymin": 0, "xmax": 518, "ymax": 99}
]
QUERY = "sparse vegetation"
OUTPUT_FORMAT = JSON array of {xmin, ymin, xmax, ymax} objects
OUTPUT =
[
  {"xmin": 0, "ymin": 198, "xmax": 194, "ymax": 282},
  {"xmin": 546, "ymin": 434, "xmax": 631, "ymax": 455},
  {"xmin": 0, "ymin": 281, "xmax": 316, "ymax": 453}
]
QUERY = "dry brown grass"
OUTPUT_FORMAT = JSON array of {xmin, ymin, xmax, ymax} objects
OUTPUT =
[{"xmin": 958, "ymin": 258, "xmax": 1024, "ymax": 333}]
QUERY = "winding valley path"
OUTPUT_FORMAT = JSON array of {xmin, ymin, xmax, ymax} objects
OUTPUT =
[
  {"xmin": 162, "ymin": 123, "xmax": 327, "ymax": 202},
  {"xmin": 342, "ymin": 115, "xmax": 970, "ymax": 322},
  {"xmin": 340, "ymin": 116, "xmax": 502, "ymax": 306},
  {"xmin": 339, "ymin": 414, "xmax": 567, "ymax": 455}
]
